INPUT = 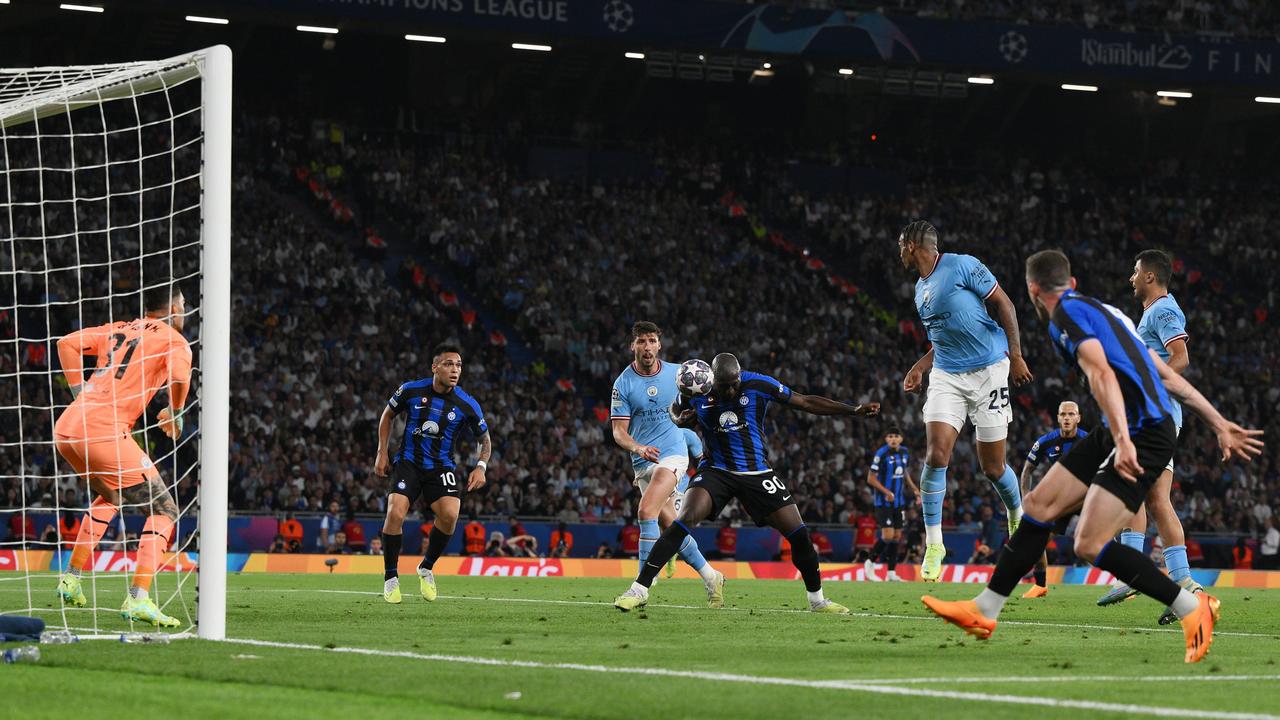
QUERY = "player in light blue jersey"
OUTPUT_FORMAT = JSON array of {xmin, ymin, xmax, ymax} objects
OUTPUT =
[
  {"xmin": 610, "ymin": 321, "xmax": 723, "ymax": 606},
  {"xmin": 665, "ymin": 428, "xmax": 704, "ymax": 578},
  {"xmin": 898, "ymin": 221, "xmax": 1034, "ymax": 581},
  {"xmin": 1098, "ymin": 250, "xmax": 1203, "ymax": 620}
]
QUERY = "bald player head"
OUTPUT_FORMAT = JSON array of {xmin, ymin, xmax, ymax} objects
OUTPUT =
[
  {"xmin": 710, "ymin": 353, "xmax": 742, "ymax": 400},
  {"xmin": 1057, "ymin": 401, "xmax": 1081, "ymax": 436}
]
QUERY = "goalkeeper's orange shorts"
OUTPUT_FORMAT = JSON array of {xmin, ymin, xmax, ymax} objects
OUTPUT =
[{"xmin": 55, "ymin": 432, "xmax": 159, "ymax": 491}]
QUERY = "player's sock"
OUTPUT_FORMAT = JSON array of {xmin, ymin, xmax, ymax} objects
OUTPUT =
[
  {"xmin": 886, "ymin": 542, "xmax": 899, "ymax": 572},
  {"xmin": 986, "ymin": 513, "xmax": 1053, "ymax": 599},
  {"xmin": 419, "ymin": 527, "xmax": 451, "ymax": 571},
  {"xmin": 869, "ymin": 538, "xmax": 886, "ymax": 562},
  {"xmin": 381, "ymin": 532, "xmax": 402, "ymax": 581},
  {"xmin": 1164, "ymin": 544, "xmax": 1192, "ymax": 583},
  {"xmin": 1093, "ymin": 540, "xmax": 1182, "ymax": 607},
  {"xmin": 636, "ymin": 522, "xmax": 689, "ymax": 588},
  {"xmin": 921, "ymin": 464, "xmax": 946, "ymax": 545},
  {"xmin": 637, "ymin": 518, "xmax": 660, "ymax": 564},
  {"xmin": 676, "ymin": 535, "xmax": 718, "ymax": 583},
  {"xmin": 128, "ymin": 586, "xmax": 148, "ymax": 601},
  {"xmin": 69, "ymin": 497, "xmax": 117, "ymax": 575},
  {"xmin": 806, "ymin": 588, "xmax": 825, "ymax": 604},
  {"xmin": 786, "ymin": 525, "xmax": 822, "ymax": 592},
  {"xmin": 1120, "ymin": 530, "xmax": 1145, "ymax": 553},
  {"xmin": 1033, "ymin": 566, "xmax": 1047, "ymax": 588},
  {"xmin": 974, "ymin": 588, "xmax": 1007, "ymax": 619},
  {"xmin": 131, "ymin": 515, "xmax": 174, "ymax": 597},
  {"xmin": 1169, "ymin": 588, "xmax": 1201, "ymax": 619},
  {"xmin": 986, "ymin": 464, "xmax": 1023, "ymax": 521}
]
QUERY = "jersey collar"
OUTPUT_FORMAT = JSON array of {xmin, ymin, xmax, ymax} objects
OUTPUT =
[
  {"xmin": 631, "ymin": 359, "xmax": 662, "ymax": 377},
  {"xmin": 1142, "ymin": 293, "xmax": 1169, "ymax": 310},
  {"xmin": 920, "ymin": 252, "xmax": 943, "ymax": 280}
]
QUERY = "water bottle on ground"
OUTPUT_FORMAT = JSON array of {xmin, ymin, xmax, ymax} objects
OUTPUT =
[
  {"xmin": 120, "ymin": 632, "xmax": 171, "ymax": 644},
  {"xmin": 40, "ymin": 630, "xmax": 78, "ymax": 644},
  {"xmin": 2, "ymin": 646, "xmax": 41, "ymax": 664}
]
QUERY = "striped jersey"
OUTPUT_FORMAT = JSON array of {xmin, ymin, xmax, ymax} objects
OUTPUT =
[
  {"xmin": 1049, "ymin": 290, "xmax": 1173, "ymax": 435},
  {"xmin": 869, "ymin": 444, "xmax": 910, "ymax": 508},
  {"xmin": 1026, "ymin": 427, "xmax": 1089, "ymax": 467},
  {"xmin": 387, "ymin": 380, "xmax": 487, "ymax": 469},
  {"xmin": 688, "ymin": 371, "xmax": 792, "ymax": 473}
]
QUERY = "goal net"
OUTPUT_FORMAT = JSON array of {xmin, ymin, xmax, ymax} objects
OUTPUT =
[{"xmin": 0, "ymin": 47, "xmax": 229, "ymax": 640}]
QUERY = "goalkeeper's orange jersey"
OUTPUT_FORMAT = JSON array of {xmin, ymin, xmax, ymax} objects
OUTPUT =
[{"xmin": 54, "ymin": 318, "xmax": 192, "ymax": 441}]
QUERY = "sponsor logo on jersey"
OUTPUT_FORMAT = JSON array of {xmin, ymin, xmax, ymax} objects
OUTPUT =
[{"xmin": 718, "ymin": 411, "xmax": 743, "ymax": 431}]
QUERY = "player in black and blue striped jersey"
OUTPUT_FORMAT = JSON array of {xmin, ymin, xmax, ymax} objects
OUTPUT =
[
  {"xmin": 613, "ymin": 352, "xmax": 880, "ymax": 614},
  {"xmin": 864, "ymin": 427, "xmax": 918, "ymax": 581},
  {"xmin": 374, "ymin": 343, "xmax": 492, "ymax": 605},
  {"xmin": 1017, "ymin": 400, "xmax": 1087, "ymax": 597},
  {"xmin": 924, "ymin": 250, "xmax": 1263, "ymax": 664}
]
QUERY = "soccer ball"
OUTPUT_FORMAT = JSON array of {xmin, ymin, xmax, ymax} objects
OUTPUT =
[{"xmin": 676, "ymin": 359, "xmax": 713, "ymax": 396}]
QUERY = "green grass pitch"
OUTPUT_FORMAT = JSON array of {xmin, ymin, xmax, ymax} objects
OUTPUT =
[{"xmin": 4, "ymin": 573, "xmax": 1280, "ymax": 718}]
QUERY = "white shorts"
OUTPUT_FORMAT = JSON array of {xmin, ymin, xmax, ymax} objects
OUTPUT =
[
  {"xmin": 923, "ymin": 357, "xmax": 1011, "ymax": 441},
  {"xmin": 633, "ymin": 455, "xmax": 690, "ymax": 498}
]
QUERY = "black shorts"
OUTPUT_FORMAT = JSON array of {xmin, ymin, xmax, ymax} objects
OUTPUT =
[
  {"xmin": 688, "ymin": 467, "xmax": 796, "ymax": 527},
  {"xmin": 876, "ymin": 506, "xmax": 905, "ymax": 529},
  {"xmin": 389, "ymin": 462, "xmax": 463, "ymax": 507},
  {"xmin": 1058, "ymin": 418, "xmax": 1177, "ymax": 514}
]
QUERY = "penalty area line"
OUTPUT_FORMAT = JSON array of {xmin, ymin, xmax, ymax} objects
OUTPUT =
[
  {"xmin": 220, "ymin": 637, "xmax": 1280, "ymax": 720},
  {"xmin": 230, "ymin": 587, "xmax": 1280, "ymax": 639}
]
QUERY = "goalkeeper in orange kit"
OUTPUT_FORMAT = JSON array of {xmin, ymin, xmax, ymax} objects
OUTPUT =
[{"xmin": 53, "ymin": 284, "xmax": 192, "ymax": 628}]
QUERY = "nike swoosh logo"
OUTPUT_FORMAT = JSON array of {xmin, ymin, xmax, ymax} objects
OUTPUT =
[{"xmin": 782, "ymin": 495, "xmax": 792, "ymax": 501}]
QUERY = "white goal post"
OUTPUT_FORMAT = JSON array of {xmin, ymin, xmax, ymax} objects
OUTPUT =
[{"xmin": 0, "ymin": 46, "xmax": 229, "ymax": 640}]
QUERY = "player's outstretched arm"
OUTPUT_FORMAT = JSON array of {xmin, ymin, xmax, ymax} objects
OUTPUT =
[
  {"xmin": 984, "ymin": 285, "xmax": 1033, "ymax": 386},
  {"xmin": 1148, "ymin": 348, "xmax": 1264, "ymax": 462},
  {"xmin": 55, "ymin": 324, "xmax": 110, "ymax": 397},
  {"xmin": 1076, "ymin": 340, "xmax": 1141, "ymax": 481},
  {"xmin": 903, "ymin": 347, "xmax": 933, "ymax": 393},
  {"xmin": 467, "ymin": 431, "xmax": 491, "ymax": 491},
  {"xmin": 787, "ymin": 392, "xmax": 880, "ymax": 418},
  {"xmin": 374, "ymin": 406, "xmax": 395, "ymax": 477}
]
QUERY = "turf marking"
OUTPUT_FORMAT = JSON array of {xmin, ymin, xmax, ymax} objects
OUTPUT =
[{"xmin": 221, "ymin": 637, "xmax": 1280, "ymax": 720}]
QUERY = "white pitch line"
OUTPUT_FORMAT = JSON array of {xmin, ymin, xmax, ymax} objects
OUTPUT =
[
  {"xmin": 221, "ymin": 637, "xmax": 1280, "ymax": 720},
  {"xmin": 229, "ymin": 587, "xmax": 1280, "ymax": 639},
  {"xmin": 852, "ymin": 674, "xmax": 1280, "ymax": 685}
]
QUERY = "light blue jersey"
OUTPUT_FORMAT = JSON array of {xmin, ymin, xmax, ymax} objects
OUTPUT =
[
  {"xmin": 915, "ymin": 253, "xmax": 1009, "ymax": 373},
  {"xmin": 610, "ymin": 360, "xmax": 686, "ymax": 471},
  {"xmin": 1138, "ymin": 294, "xmax": 1189, "ymax": 429},
  {"xmin": 676, "ymin": 428, "xmax": 703, "ymax": 494}
]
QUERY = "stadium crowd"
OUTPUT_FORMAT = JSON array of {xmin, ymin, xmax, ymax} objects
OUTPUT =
[{"xmin": 3, "ymin": 113, "xmax": 1277, "ymax": 567}]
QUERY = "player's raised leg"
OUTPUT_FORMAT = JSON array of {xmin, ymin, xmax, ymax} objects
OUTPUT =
[
  {"xmin": 919, "ymin": 421, "xmax": 959, "ymax": 581},
  {"xmin": 616, "ymin": 487, "xmax": 715, "ymax": 611},
  {"xmin": 119, "ymin": 476, "xmax": 181, "ymax": 628},
  {"xmin": 976, "ymin": 436, "xmax": 1023, "ymax": 537}
]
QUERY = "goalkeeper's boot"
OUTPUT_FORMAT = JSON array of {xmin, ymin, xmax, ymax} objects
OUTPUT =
[
  {"xmin": 1159, "ymin": 577, "xmax": 1208, "ymax": 626},
  {"xmin": 121, "ymin": 596, "xmax": 181, "ymax": 628},
  {"xmin": 1021, "ymin": 584, "xmax": 1049, "ymax": 599},
  {"xmin": 1180, "ymin": 592, "xmax": 1220, "ymax": 664},
  {"xmin": 1096, "ymin": 582, "xmax": 1139, "ymax": 606},
  {"xmin": 921, "ymin": 596, "xmax": 996, "ymax": 640},
  {"xmin": 418, "ymin": 569, "xmax": 437, "ymax": 602},
  {"xmin": 920, "ymin": 543, "xmax": 946, "ymax": 582},
  {"xmin": 613, "ymin": 586, "xmax": 648, "ymax": 612},
  {"xmin": 383, "ymin": 577, "xmax": 402, "ymax": 604},
  {"xmin": 810, "ymin": 598, "xmax": 850, "ymax": 615},
  {"xmin": 704, "ymin": 570, "xmax": 725, "ymax": 609},
  {"xmin": 57, "ymin": 573, "xmax": 86, "ymax": 608},
  {"xmin": 665, "ymin": 555, "xmax": 676, "ymax": 579}
]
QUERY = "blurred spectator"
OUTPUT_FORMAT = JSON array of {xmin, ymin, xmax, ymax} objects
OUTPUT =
[
  {"xmin": 485, "ymin": 531, "xmax": 509, "ymax": 557},
  {"xmin": 1260, "ymin": 518, "xmax": 1279, "ymax": 569},
  {"xmin": 344, "ymin": 511, "xmax": 367, "ymax": 553},
  {"xmin": 618, "ymin": 518, "xmax": 640, "ymax": 558},
  {"xmin": 279, "ymin": 513, "xmax": 304, "ymax": 552},
  {"xmin": 318, "ymin": 501, "xmax": 341, "ymax": 551},
  {"xmin": 595, "ymin": 542, "xmax": 613, "ymax": 558},
  {"xmin": 549, "ymin": 522, "xmax": 573, "ymax": 558},
  {"xmin": 269, "ymin": 534, "xmax": 288, "ymax": 553},
  {"xmin": 715, "ymin": 518, "xmax": 738, "ymax": 560},
  {"xmin": 1233, "ymin": 538, "xmax": 1254, "ymax": 569},
  {"xmin": 463, "ymin": 517, "xmax": 487, "ymax": 556},
  {"xmin": 368, "ymin": 535, "xmax": 383, "ymax": 556}
]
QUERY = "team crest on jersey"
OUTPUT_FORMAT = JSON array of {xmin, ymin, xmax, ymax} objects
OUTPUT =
[
  {"xmin": 447, "ymin": 410, "xmax": 457, "ymax": 421},
  {"xmin": 646, "ymin": 386, "xmax": 658, "ymax": 397},
  {"xmin": 738, "ymin": 395, "xmax": 749, "ymax": 406}
]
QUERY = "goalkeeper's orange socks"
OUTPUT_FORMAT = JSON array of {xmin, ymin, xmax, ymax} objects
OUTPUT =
[
  {"xmin": 130, "ymin": 515, "xmax": 175, "ymax": 597},
  {"xmin": 68, "ymin": 497, "xmax": 117, "ymax": 575}
]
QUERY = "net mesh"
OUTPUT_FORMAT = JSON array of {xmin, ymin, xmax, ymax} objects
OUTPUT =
[{"xmin": 0, "ymin": 57, "xmax": 207, "ymax": 638}]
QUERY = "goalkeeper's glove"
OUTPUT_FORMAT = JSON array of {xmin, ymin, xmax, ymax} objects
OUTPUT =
[{"xmin": 157, "ymin": 407, "xmax": 184, "ymax": 439}]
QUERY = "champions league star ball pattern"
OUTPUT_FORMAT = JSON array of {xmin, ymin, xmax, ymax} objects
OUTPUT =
[
  {"xmin": 999, "ymin": 30, "xmax": 1028, "ymax": 63},
  {"xmin": 677, "ymin": 359, "xmax": 714, "ymax": 396},
  {"xmin": 603, "ymin": 0, "xmax": 634, "ymax": 33}
]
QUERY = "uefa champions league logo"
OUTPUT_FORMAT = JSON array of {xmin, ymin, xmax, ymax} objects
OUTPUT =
[
  {"xmin": 999, "ymin": 31, "xmax": 1028, "ymax": 63},
  {"xmin": 603, "ymin": 0, "xmax": 634, "ymax": 33}
]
